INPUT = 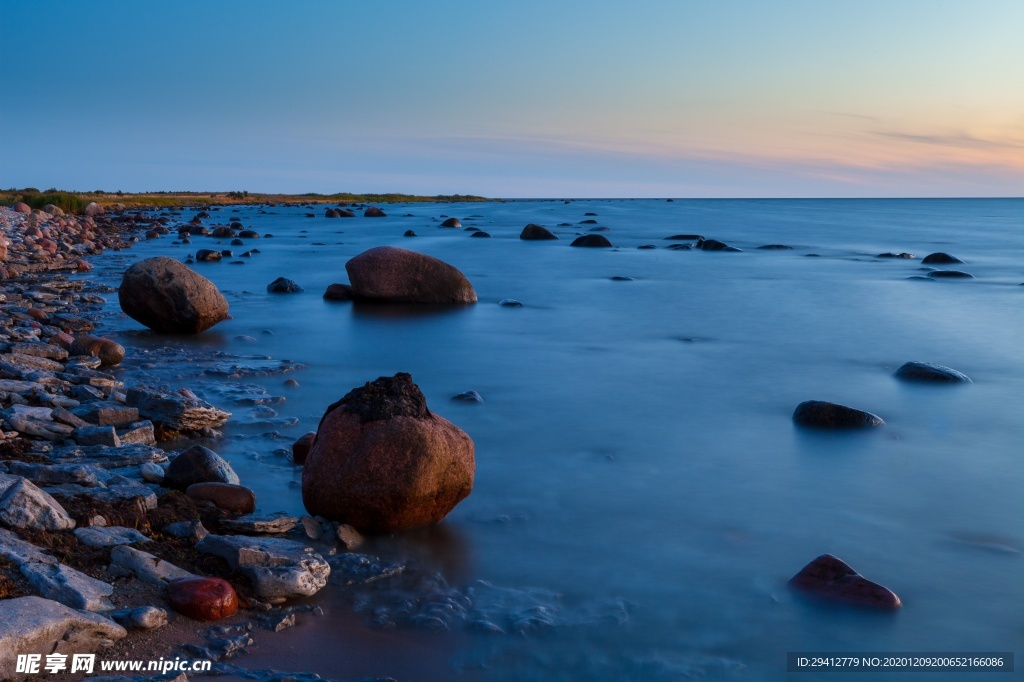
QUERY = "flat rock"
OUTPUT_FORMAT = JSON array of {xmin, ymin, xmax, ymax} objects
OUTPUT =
[
  {"xmin": 196, "ymin": 534, "xmax": 330, "ymax": 601},
  {"xmin": 71, "ymin": 402, "xmax": 139, "ymax": 427},
  {"xmin": 109, "ymin": 606, "xmax": 167, "ymax": 630},
  {"xmin": 0, "ymin": 597, "xmax": 126, "ymax": 680},
  {"xmin": 74, "ymin": 526, "xmax": 151, "ymax": 547},
  {"xmin": 126, "ymin": 386, "xmax": 230, "ymax": 432},
  {"xmin": 21, "ymin": 560, "xmax": 115, "ymax": 612},
  {"xmin": 109, "ymin": 545, "xmax": 196, "ymax": 586},
  {"xmin": 792, "ymin": 400, "xmax": 884, "ymax": 429},
  {"xmin": 894, "ymin": 361, "xmax": 972, "ymax": 384},
  {"xmin": 789, "ymin": 554, "xmax": 901, "ymax": 609},
  {"xmin": 220, "ymin": 513, "xmax": 299, "ymax": 534}
]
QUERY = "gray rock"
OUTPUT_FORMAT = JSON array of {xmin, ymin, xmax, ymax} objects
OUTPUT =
[
  {"xmin": 164, "ymin": 444, "xmax": 239, "ymax": 490},
  {"xmin": 71, "ymin": 402, "xmax": 139, "ymax": 427},
  {"xmin": 20, "ymin": 561, "xmax": 115, "ymax": 612},
  {"xmin": 126, "ymin": 386, "xmax": 230, "ymax": 432},
  {"xmin": 109, "ymin": 606, "xmax": 167, "ymax": 630},
  {"xmin": 0, "ymin": 475, "xmax": 76, "ymax": 531},
  {"xmin": 4, "ymin": 461, "xmax": 105, "ymax": 487},
  {"xmin": 74, "ymin": 526, "xmax": 151, "ymax": 547},
  {"xmin": 336, "ymin": 524, "xmax": 364, "ymax": 550},
  {"xmin": 43, "ymin": 482, "xmax": 157, "ymax": 511},
  {"xmin": 73, "ymin": 425, "xmax": 121, "ymax": 447},
  {"xmin": 117, "ymin": 420, "xmax": 156, "ymax": 446},
  {"xmin": 196, "ymin": 534, "xmax": 330, "ymax": 601},
  {"xmin": 109, "ymin": 545, "xmax": 196, "ymax": 586},
  {"xmin": 267, "ymin": 277, "xmax": 303, "ymax": 293},
  {"xmin": 300, "ymin": 515, "xmax": 322, "ymax": 540},
  {"xmin": 894, "ymin": 361, "xmax": 972, "ymax": 384},
  {"xmin": 0, "ymin": 597, "xmax": 126, "ymax": 680},
  {"xmin": 221, "ymin": 513, "xmax": 299, "ymax": 534},
  {"xmin": 793, "ymin": 400, "xmax": 885, "ymax": 429},
  {"xmin": 138, "ymin": 462, "xmax": 165, "ymax": 484},
  {"xmin": 162, "ymin": 519, "xmax": 208, "ymax": 541}
]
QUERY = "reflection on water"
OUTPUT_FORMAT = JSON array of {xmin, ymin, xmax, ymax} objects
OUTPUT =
[{"xmin": 94, "ymin": 199, "xmax": 1023, "ymax": 681}]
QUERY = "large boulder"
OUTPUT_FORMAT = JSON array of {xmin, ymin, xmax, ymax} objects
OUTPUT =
[
  {"xmin": 302, "ymin": 373, "xmax": 475, "ymax": 533},
  {"xmin": 345, "ymin": 246, "xmax": 477, "ymax": 304},
  {"xmin": 118, "ymin": 257, "xmax": 230, "ymax": 334},
  {"xmin": 12, "ymin": 202, "xmax": 31, "ymax": 214}
]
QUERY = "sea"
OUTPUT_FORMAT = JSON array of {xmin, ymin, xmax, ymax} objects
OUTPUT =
[{"xmin": 86, "ymin": 198, "xmax": 1023, "ymax": 681}]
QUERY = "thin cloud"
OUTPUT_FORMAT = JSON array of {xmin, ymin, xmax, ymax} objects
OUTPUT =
[{"xmin": 874, "ymin": 130, "xmax": 1024, "ymax": 150}]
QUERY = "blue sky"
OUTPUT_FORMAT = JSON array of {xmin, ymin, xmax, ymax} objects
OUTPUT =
[{"xmin": 1, "ymin": 0, "xmax": 1021, "ymax": 197}]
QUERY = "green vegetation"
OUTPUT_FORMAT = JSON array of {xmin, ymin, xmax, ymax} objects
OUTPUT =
[{"xmin": 0, "ymin": 188, "xmax": 491, "ymax": 212}]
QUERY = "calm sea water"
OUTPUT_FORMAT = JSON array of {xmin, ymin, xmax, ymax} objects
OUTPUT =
[{"xmin": 91, "ymin": 199, "xmax": 1022, "ymax": 681}]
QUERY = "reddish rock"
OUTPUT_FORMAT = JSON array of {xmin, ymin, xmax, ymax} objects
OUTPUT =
[
  {"xmin": 291, "ymin": 432, "xmax": 316, "ymax": 464},
  {"xmin": 364, "ymin": 206, "xmax": 387, "ymax": 217},
  {"xmin": 74, "ymin": 259, "xmax": 93, "ymax": 272},
  {"xmin": 118, "ymin": 257, "xmax": 230, "ymax": 334},
  {"xmin": 50, "ymin": 332, "xmax": 75, "ymax": 350},
  {"xmin": 70, "ymin": 334, "xmax": 125, "ymax": 366},
  {"xmin": 166, "ymin": 577, "xmax": 238, "ymax": 621},
  {"xmin": 345, "ymin": 246, "xmax": 477, "ymax": 304},
  {"xmin": 186, "ymin": 482, "xmax": 256, "ymax": 513},
  {"xmin": 789, "ymin": 554, "xmax": 901, "ymax": 609},
  {"xmin": 302, "ymin": 373, "xmax": 475, "ymax": 533},
  {"xmin": 12, "ymin": 201, "xmax": 31, "ymax": 214}
]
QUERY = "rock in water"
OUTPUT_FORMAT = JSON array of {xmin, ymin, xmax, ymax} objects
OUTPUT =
[
  {"xmin": 570, "ymin": 234, "xmax": 612, "ymax": 247},
  {"xmin": 789, "ymin": 554, "xmax": 901, "ymax": 609},
  {"xmin": 118, "ymin": 257, "xmax": 230, "ymax": 334},
  {"xmin": 894, "ymin": 361, "xmax": 972, "ymax": 384},
  {"xmin": 291, "ymin": 432, "xmax": 316, "ymax": 464},
  {"xmin": 921, "ymin": 252, "xmax": 964, "ymax": 264},
  {"xmin": 166, "ymin": 578, "xmax": 238, "ymax": 621},
  {"xmin": 302, "ymin": 373, "xmax": 475, "ymax": 533},
  {"xmin": 323, "ymin": 283, "xmax": 353, "ymax": 301},
  {"xmin": 345, "ymin": 246, "xmax": 477, "ymax": 304},
  {"xmin": 519, "ymin": 223, "xmax": 558, "ymax": 240},
  {"xmin": 792, "ymin": 401, "xmax": 884, "ymax": 429},
  {"xmin": 164, "ymin": 445, "xmax": 240, "ymax": 490},
  {"xmin": 69, "ymin": 334, "xmax": 125, "ymax": 366},
  {"xmin": 267, "ymin": 277, "xmax": 303, "ymax": 293},
  {"xmin": 364, "ymin": 206, "xmax": 387, "ymax": 217},
  {"xmin": 439, "ymin": 217, "xmax": 462, "ymax": 228}
]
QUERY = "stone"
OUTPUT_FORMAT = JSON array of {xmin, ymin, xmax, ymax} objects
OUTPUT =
[
  {"xmin": 221, "ymin": 513, "xmax": 299, "ymax": 534},
  {"xmin": 12, "ymin": 201, "xmax": 31, "ymax": 214},
  {"xmin": 697, "ymin": 238, "xmax": 741, "ymax": 252},
  {"xmin": 84, "ymin": 202, "xmax": 105, "ymax": 216},
  {"xmin": 792, "ymin": 400, "xmax": 884, "ymax": 429},
  {"xmin": 894, "ymin": 362, "xmax": 971, "ymax": 383},
  {"xmin": 470, "ymin": 230, "xmax": 491, "ymax": 238},
  {"xmin": 363, "ymin": 206, "xmax": 387, "ymax": 217},
  {"xmin": 451, "ymin": 390, "xmax": 484, "ymax": 403},
  {"xmin": 404, "ymin": 229, "xmax": 416, "ymax": 237},
  {"xmin": 166, "ymin": 577, "xmax": 239, "ymax": 621},
  {"xmin": 195, "ymin": 249, "xmax": 222, "ymax": 262},
  {"xmin": 118, "ymin": 257, "xmax": 230, "ymax": 334},
  {"xmin": 238, "ymin": 230, "xmax": 260, "ymax": 239},
  {"xmin": 109, "ymin": 545, "xmax": 196, "ymax": 586},
  {"xmin": 68, "ymin": 334, "xmax": 125, "ymax": 366},
  {"xmin": 519, "ymin": 224, "xmax": 558, "ymax": 240},
  {"xmin": 928, "ymin": 270, "xmax": 973, "ymax": 279},
  {"xmin": 73, "ymin": 526, "xmax": 151, "ymax": 547},
  {"xmin": 323, "ymin": 283, "xmax": 353, "ymax": 301},
  {"xmin": 196, "ymin": 534, "xmax": 330, "ymax": 601},
  {"xmin": 164, "ymin": 445, "xmax": 240, "ymax": 490},
  {"xmin": 186, "ymin": 482, "xmax": 256, "ymax": 513},
  {"xmin": 325, "ymin": 208, "xmax": 340, "ymax": 218},
  {"xmin": 126, "ymin": 386, "xmax": 230, "ymax": 432},
  {"xmin": 570, "ymin": 235, "xmax": 612, "ymax": 247},
  {"xmin": 267, "ymin": 277, "xmax": 303, "ymax": 293},
  {"xmin": 110, "ymin": 606, "xmax": 168, "ymax": 630},
  {"xmin": 73, "ymin": 425, "xmax": 121, "ymax": 447},
  {"xmin": 789, "ymin": 554, "xmax": 901, "ymax": 609},
  {"xmin": 345, "ymin": 246, "xmax": 477, "ymax": 304},
  {"xmin": 498, "ymin": 299, "xmax": 523, "ymax": 307},
  {"xmin": 71, "ymin": 402, "xmax": 139, "ymax": 427},
  {"xmin": 138, "ymin": 462, "xmax": 165, "ymax": 483},
  {"xmin": 302, "ymin": 373, "xmax": 475, "ymax": 533},
  {"xmin": 300, "ymin": 515, "xmax": 323, "ymax": 540},
  {"xmin": 439, "ymin": 217, "xmax": 462, "ymax": 228},
  {"xmin": 0, "ymin": 597, "xmax": 125, "ymax": 680},
  {"xmin": 162, "ymin": 519, "xmax": 208, "ymax": 542},
  {"xmin": 20, "ymin": 561, "xmax": 115, "ymax": 612},
  {"xmin": 921, "ymin": 252, "xmax": 963, "ymax": 264},
  {"xmin": 291, "ymin": 432, "xmax": 316, "ymax": 464},
  {"xmin": 118, "ymin": 420, "xmax": 156, "ymax": 446},
  {"xmin": 0, "ymin": 475, "xmax": 76, "ymax": 531},
  {"xmin": 336, "ymin": 523, "xmax": 364, "ymax": 550}
]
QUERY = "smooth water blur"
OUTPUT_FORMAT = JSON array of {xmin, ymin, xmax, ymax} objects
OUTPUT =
[{"xmin": 94, "ymin": 199, "xmax": 1022, "ymax": 680}]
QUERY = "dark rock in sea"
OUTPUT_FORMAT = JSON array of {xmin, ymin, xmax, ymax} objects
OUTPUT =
[
  {"xmin": 697, "ymin": 238, "xmax": 741, "ymax": 252},
  {"xmin": 470, "ymin": 231, "xmax": 491, "ymax": 238},
  {"xmin": 637, "ymin": 245, "xmax": 657, "ymax": 250},
  {"xmin": 498, "ymin": 299, "xmax": 523, "ymax": 307},
  {"xmin": 302, "ymin": 373, "xmax": 475, "ymax": 533},
  {"xmin": 212, "ymin": 227, "xmax": 235, "ymax": 238},
  {"xmin": 894, "ymin": 361, "xmax": 971, "ymax": 383},
  {"xmin": 145, "ymin": 230, "xmax": 160, "ymax": 239},
  {"xmin": 587, "ymin": 226, "xmax": 610, "ymax": 232},
  {"xmin": 519, "ymin": 223, "xmax": 558, "ymax": 240},
  {"xmin": 118, "ymin": 257, "xmax": 230, "ymax": 334},
  {"xmin": 558, "ymin": 222, "xmax": 572, "ymax": 227},
  {"xmin": 221, "ymin": 250, "xmax": 233, "ymax": 257},
  {"xmin": 789, "ymin": 554, "xmax": 901, "ymax": 609},
  {"xmin": 325, "ymin": 209, "xmax": 340, "ymax": 218},
  {"xmin": 571, "ymin": 235, "xmax": 612, "ymax": 248},
  {"xmin": 758, "ymin": 244, "xmax": 794, "ymax": 250},
  {"xmin": 345, "ymin": 246, "xmax": 477, "ymax": 304},
  {"xmin": 195, "ymin": 249, "xmax": 222, "ymax": 262},
  {"xmin": 181, "ymin": 237, "xmax": 192, "ymax": 245},
  {"xmin": 464, "ymin": 226, "xmax": 479, "ymax": 231},
  {"xmin": 665, "ymin": 234, "xmax": 704, "ymax": 241},
  {"xmin": 876, "ymin": 252, "xmax": 914, "ymax": 259},
  {"xmin": 306, "ymin": 213, "xmax": 315, "ymax": 218},
  {"xmin": 611, "ymin": 276, "xmax": 634, "ymax": 281},
  {"xmin": 928, "ymin": 270, "xmax": 973, "ymax": 279},
  {"xmin": 264, "ymin": 234, "xmax": 274, "ymax": 238},
  {"xmin": 291, "ymin": 432, "xmax": 316, "ymax": 465},
  {"xmin": 229, "ymin": 221, "xmax": 243, "ymax": 230},
  {"xmin": 167, "ymin": 577, "xmax": 239, "ymax": 621},
  {"xmin": 69, "ymin": 334, "xmax": 125, "ymax": 367},
  {"xmin": 404, "ymin": 230, "xmax": 416, "ymax": 237},
  {"xmin": 164, "ymin": 444, "xmax": 240, "ymax": 491},
  {"xmin": 579, "ymin": 219, "xmax": 598, "ymax": 224},
  {"xmin": 336, "ymin": 208, "xmax": 355, "ymax": 218},
  {"xmin": 667, "ymin": 198, "xmax": 674, "ymax": 202},
  {"xmin": 186, "ymin": 482, "xmax": 256, "ymax": 514},
  {"xmin": 323, "ymin": 283, "xmax": 353, "ymax": 301},
  {"xmin": 238, "ymin": 230, "xmax": 260, "ymax": 239},
  {"xmin": 230, "ymin": 238, "xmax": 244, "ymax": 246},
  {"xmin": 267, "ymin": 277, "xmax": 303, "ymax": 294},
  {"xmin": 188, "ymin": 225, "xmax": 211, "ymax": 236},
  {"xmin": 666, "ymin": 244, "xmax": 691, "ymax": 250},
  {"xmin": 364, "ymin": 206, "xmax": 387, "ymax": 218},
  {"xmin": 584, "ymin": 212, "xmax": 598, "ymax": 216},
  {"xmin": 451, "ymin": 391, "xmax": 484, "ymax": 404},
  {"xmin": 439, "ymin": 217, "xmax": 462, "ymax": 228},
  {"xmin": 922, "ymin": 252, "xmax": 963, "ymax": 264},
  {"xmin": 792, "ymin": 400, "xmax": 884, "ymax": 429}
]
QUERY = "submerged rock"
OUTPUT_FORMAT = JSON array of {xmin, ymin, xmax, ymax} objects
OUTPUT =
[
  {"xmin": 928, "ymin": 270, "xmax": 973, "ymax": 279},
  {"xmin": 345, "ymin": 246, "xmax": 477, "ymax": 304},
  {"xmin": 570, "ymin": 234, "xmax": 612, "ymax": 248},
  {"xmin": 792, "ymin": 401, "xmax": 884, "ymax": 429},
  {"xmin": 302, "ymin": 373, "xmax": 475, "ymax": 533},
  {"xmin": 789, "ymin": 554, "xmax": 901, "ymax": 609},
  {"xmin": 118, "ymin": 257, "xmax": 230, "ymax": 334},
  {"xmin": 267, "ymin": 277, "xmax": 303, "ymax": 294},
  {"xmin": 697, "ymin": 238, "xmax": 741, "ymax": 252},
  {"xmin": 921, "ymin": 252, "xmax": 963, "ymax": 264},
  {"xmin": 364, "ymin": 206, "xmax": 387, "ymax": 217},
  {"xmin": 519, "ymin": 223, "xmax": 558, "ymax": 240},
  {"xmin": 894, "ymin": 361, "xmax": 971, "ymax": 383}
]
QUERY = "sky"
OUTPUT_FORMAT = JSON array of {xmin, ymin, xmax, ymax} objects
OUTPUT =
[{"xmin": 1, "ymin": 0, "xmax": 1022, "ymax": 198}]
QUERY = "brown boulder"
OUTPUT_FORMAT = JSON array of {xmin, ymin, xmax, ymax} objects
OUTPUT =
[
  {"xmin": 69, "ymin": 334, "xmax": 125, "ymax": 366},
  {"xmin": 118, "ymin": 257, "xmax": 230, "ymax": 334},
  {"xmin": 789, "ymin": 554, "xmax": 901, "ymax": 609},
  {"xmin": 302, "ymin": 373, "xmax": 475, "ymax": 533},
  {"xmin": 186, "ymin": 482, "xmax": 256, "ymax": 514},
  {"xmin": 166, "ymin": 577, "xmax": 238, "ymax": 621},
  {"xmin": 291, "ymin": 432, "xmax": 316, "ymax": 464},
  {"xmin": 12, "ymin": 201, "xmax": 31, "ymax": 214},
  {"xmin": 345, "ymin": 246, "xmax": 477, "ymax": 304},
  {"xmin": 520, "ymin": 223, "xmax": 558, "ymax": 240},
  {"xmin": 364, "ymin": 206, "xmax": 387, "ymax": 217}
]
